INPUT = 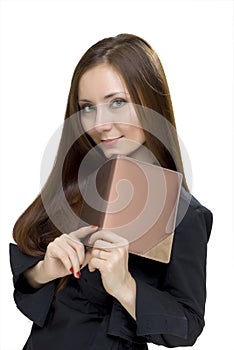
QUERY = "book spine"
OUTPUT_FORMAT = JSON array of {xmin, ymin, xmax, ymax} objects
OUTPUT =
[{"xmin": 101, "ymin": 156, "xmax": 119, "ymax": 228}]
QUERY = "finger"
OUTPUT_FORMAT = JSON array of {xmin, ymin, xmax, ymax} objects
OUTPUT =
[
  {"xmin": 69, "ymin": 225, "xmax": 99, "ymax": 242},
  {"xmin": 92, "ymin": 248, "xmax": 110, "ymax": 260},
  {"xmin": 47, "ymin": 240, "xmax": 72, "ymax": 273},
  {"xmin": 81, "ymin": 247, "xmax": 93, "ymax": 269},
  {"xmin": 88, "ymin": 230, "xmax": 128, "ymax": 248},
  {"xmin": 92, "ymin": 239, "xmax": 116, "ymax": 250},
  {"xmin": 62, "ymin": 234, "xmax": 86, "ymax": 266},
  {"xmin": 69, "ymin": 226, "xmax": 99, "ymax": 247},
  {"xmin": 88, "ymin": 256, "xmax": 106, "ymax": 273},
  {"xmin": 55, "ymin": 237, "xmax": 82, "ymax": 275}
]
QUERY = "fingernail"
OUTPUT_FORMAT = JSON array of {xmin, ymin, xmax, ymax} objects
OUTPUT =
[
  {"xmin": 76, "ymin": 271, "xmax": 81, "ymax": 279},
  {"xmin": 80, "ymin": 264, "xmax": 83, "ymax": 268},
  {"xmin": 70, "ymin": 267, "xmax": 74, "ymax": 274},
  {"xmin": 91, "ymin": 225, "xmax": 98, "ymax": 229}
]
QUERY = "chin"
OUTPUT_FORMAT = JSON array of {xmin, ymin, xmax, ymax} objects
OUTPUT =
[{"xmin": 104, "ymin": 151, "xmax": 121, "ymax": 158}]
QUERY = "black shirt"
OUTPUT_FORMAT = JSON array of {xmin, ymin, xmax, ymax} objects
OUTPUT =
[{"xmin": 9, "ymin": 188, "xmax": 213, "ymax": 349}]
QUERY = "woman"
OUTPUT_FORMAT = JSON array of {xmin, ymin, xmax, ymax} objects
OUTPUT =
[{"xmin": 10, "ymin": 34, "xmax": 213, "ymax": 349}]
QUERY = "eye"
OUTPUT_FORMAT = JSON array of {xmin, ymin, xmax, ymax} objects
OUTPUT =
[
  {"xmin": 112, "ymin": 98, "xmax": 126, "ymax": 108},
  {"xmin": 80, "ymin": 104, "xmax": 96, "ymax": 114}
]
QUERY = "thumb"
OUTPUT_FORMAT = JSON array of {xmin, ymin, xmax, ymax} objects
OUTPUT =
[{"xmin": 81, "ymin": 247, "xmax": 93, "ymax": 270}]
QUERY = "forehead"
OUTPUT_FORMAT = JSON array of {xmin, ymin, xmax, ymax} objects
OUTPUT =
[{"xmin": 78, "ymin": 64, "xmax": 128, "ymax": 100}]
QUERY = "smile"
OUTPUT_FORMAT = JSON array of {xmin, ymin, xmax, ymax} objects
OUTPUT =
[{"xmin": 101, "ymin": 136, "xmax": 123, "ymax": 146}]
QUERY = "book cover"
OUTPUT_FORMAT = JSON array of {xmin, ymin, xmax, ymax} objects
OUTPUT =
[{"xmin": 79, "ymin": 155, "xmax": 182, "ymax": 263}]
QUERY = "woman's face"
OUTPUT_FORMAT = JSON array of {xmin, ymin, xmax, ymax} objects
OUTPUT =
[{"xmin": 78, "ymin": 64, "xmax": 145, "ymax": 158}]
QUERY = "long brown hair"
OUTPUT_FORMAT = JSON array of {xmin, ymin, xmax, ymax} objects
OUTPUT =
[{"xmin": 13, "ymin": 33, "xmax": 189, "ymax": 258}]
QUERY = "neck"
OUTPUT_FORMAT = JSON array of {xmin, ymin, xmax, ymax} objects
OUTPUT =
[{"xmin": 128, "ymin": 144, "xmax": 156, "ymax": 164}]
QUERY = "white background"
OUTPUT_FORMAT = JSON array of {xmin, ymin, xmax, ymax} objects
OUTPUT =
[{"xmin": 0, "ymin": 0, "xmax": 233, "ymax": 349}]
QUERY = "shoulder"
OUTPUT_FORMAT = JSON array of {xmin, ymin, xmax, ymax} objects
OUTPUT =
[{"xmin": 175, "ymin": 187, "xmax": 213, "ymax": 241}]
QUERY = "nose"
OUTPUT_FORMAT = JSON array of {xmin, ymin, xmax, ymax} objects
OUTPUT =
[{"xmin": 93, "ymin": 104, "xmax": 113, "ymax": 132}]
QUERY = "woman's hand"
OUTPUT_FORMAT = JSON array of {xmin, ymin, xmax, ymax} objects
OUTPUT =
[
  {"xmin": 24, "ymin": 225, "xmax": 98, "ymax": 288},
  {"xmin": 88, "ymin": 230, "xmax": 136, "ymax": 319}
]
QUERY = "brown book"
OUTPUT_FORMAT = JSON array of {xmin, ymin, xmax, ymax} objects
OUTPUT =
[{"xmin": 79, "ymin": 155, "xmax": 182, "ymax": 263}]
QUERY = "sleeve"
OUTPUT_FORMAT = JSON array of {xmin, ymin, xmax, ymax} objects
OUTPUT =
[
  {"xmin": 107, "ymin": 204, "xmax": 213, "ymax": 347},
  {"xmin": 9, "ymin": 243, "xmax": 56, "ymax": 327}
]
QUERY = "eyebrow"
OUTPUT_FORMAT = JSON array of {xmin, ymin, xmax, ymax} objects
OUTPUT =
[{"xmin": 78, "ymin": 91, "xmax": 129, "ymax": 103}]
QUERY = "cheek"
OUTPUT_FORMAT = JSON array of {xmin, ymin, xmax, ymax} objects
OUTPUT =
[
  {"xmin": 127, "ymin": 126, "xmax": 145, "ymax": 144},
  {"xmin": 86, "ymin": 130, "xmax": 98, "ymax": 143},
  {"xmin": 138, "ymin": 129, "xmax": 146, "ymax": 143},
  {"xmin": 80, "ymin": 118, "xmax": 95, "ymax": 140},
  {"xmin": 80, "ymin": 117, "xmax": 91, "ymax": 132},
  {"xmin": 81, "ymin": 118, "xmax": 98, "ymax": 141}
]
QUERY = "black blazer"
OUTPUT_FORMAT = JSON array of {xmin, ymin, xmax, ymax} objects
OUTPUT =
[{"xmin": 9, "ymin": 188, "xmax": 213, "ymax": 350}]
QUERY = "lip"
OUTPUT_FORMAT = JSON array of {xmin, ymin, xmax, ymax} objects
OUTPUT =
[{"xmin": 101, "ymin": 136, "xmax": 123, "ymax": 146}]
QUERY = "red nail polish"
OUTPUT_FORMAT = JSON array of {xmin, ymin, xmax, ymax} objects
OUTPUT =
[
  {"xmin": 70, "ymin": 267, "xmax": 74, "ymax": 274},
  {"xmin": 91, "ymin": 225, "xmax": 98, "ymax": 228},
  {"xmin": 76, "ymin": 271, "xmax": 81, "ymax": 279},
  {"xmin": 80, "ymin": 264, "xmax": 83, "ymax": 268}
]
